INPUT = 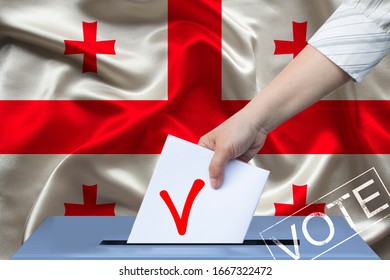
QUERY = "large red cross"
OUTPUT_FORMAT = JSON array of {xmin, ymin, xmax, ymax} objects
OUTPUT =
[
  {"xmin": 274, "ymin": 185, "xmax": 325, "ymax": 216},
  {"xmin": 64, "ymin": 184, "xmax": 116, "ymax": 216},
  {"xmin": 0, "ymin": 0, "xmax": 389, "ymax": 154},
  {"xmin": 64, "ymin": 21, "xmax": 116, "ymax": 73}
]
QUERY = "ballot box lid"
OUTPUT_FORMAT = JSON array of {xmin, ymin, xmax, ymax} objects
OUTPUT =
[{"xmin": 11, "ymin": 216, "xmax": 380, "ymax": 260}]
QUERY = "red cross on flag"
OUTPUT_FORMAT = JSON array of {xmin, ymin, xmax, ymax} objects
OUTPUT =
[
  {"xmin": 64, "ymin": 21, "xmax": 116, "ymax": 73},
  {"xmin": 0, "ymin": 0, "xmax": 389, "ymax": 260}
]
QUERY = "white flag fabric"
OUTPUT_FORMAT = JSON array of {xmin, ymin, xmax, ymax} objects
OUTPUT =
[{"xmin": 0, "ymin": 0, "xmax": 389, "ymax": 260}]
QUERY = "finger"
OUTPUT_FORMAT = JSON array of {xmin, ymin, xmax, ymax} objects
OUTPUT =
[
  {"xmin": 238, "ymin": 150, "xmax": 258, "ymax": 163},
  {"xmin": 209, "ymin": 147, "xmax": 230, "ymax": 189},
  {"xmin": 198, "ymin": 135, "xmax": 215, "ymax": 151}
]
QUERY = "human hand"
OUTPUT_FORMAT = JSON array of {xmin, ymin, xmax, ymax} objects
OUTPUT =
[{"xmin": 198, "ymin": 110, "xmax": 268, "ymax": 189}]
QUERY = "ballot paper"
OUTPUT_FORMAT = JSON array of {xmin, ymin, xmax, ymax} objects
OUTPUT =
[{"xmin": 127, "ymin": 135, "xmax": 270, "ymax": 243}]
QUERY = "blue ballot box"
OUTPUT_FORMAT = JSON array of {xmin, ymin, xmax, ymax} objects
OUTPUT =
[{"xmin": 11, "ymin": 216, "xmax": 379, "ymax": 260}]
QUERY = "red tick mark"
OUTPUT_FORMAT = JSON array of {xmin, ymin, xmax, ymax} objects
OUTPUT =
[{"xmin": 159, "ymin": 179, "xmax": 205, "ymax": 235}]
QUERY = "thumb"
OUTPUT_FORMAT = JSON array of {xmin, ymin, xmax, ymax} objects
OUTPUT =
[{"xmin": 209, "ymin": 147, "xmax": 230, "ymax": 189}]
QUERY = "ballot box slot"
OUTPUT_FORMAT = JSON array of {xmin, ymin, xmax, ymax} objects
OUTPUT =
[{"xmin": 99, "ymin": 239, "xmax": 299, "ymax": 246}]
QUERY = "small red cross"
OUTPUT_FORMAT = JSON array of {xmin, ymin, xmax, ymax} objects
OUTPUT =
[
  {"xmin": 64, "ymin": 184, "xmax": 116, "ymax": 216},
  {"xmin": 64, "ymin": 21, "xmax": 116, "ymax": 73},
  {"xmin": 274, "ymin": 184, "xmax": 325, "ymax": 216},
  {"xmin": 274, "ymin": 21, "xmax": 308, "ymax": 58}
]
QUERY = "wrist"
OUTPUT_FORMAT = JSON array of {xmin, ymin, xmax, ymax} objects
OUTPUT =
[{"xmin": 239, "ymin": 95, "xmax": 275, "ymax": 134}]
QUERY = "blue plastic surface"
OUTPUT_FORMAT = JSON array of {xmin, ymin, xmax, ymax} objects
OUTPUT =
[{"xmin": 11, "ymin": 216, "xmax": 380, "ymax": 260}]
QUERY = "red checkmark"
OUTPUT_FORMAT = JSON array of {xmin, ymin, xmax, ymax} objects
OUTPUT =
[{"xmin": 159, "ymin": 179, "xmax": 205, "ymax": 235}]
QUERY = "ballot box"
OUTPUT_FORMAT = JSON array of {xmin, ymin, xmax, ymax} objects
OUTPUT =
[{"xmin": 11, "ymin": 216, "xmax": 380, "ymax": 260}]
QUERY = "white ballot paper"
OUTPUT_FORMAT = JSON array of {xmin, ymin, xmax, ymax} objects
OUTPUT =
[{"xmin": 127, "ymin": 135, "xmax": 270, "ymax": 243}]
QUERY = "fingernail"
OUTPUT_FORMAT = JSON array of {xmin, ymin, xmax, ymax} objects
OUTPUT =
[{"xmin": 210, "ymin": 178, "xmax": 219, "ymax": 189}]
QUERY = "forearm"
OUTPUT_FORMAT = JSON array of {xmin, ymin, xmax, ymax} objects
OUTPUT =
[
  {"xmin": 199, "ymin": 44, "xmax": 351, "ymax": 189},
  {"xmin": 242, "ymin": 44, "xmax": 351, "ymax": 133}
]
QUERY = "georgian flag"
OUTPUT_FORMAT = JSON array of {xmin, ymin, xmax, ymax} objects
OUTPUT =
[{"xmin": 0, "ymin": 0, "xmax": 389, "ymax": 259}]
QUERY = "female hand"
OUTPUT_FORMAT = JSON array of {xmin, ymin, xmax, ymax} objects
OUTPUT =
[{"xmin": 198, "ymin": 110, "xmax": 268, "ymax": 189}]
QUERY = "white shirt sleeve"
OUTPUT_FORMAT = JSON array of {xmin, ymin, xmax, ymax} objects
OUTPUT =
[{"xmin": 308, "ymin": 0, "xmax": 390, "ymax": 82}]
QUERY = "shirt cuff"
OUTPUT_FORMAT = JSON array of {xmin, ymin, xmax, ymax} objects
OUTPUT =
[{"xmin": 308, "ymin": 3, "xmax": 390, "ymax": 82}]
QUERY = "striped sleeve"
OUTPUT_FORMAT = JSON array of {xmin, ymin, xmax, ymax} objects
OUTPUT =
[{"xmin": 308, "ymin": 0, "xmax": 390, "ymax": 82}]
